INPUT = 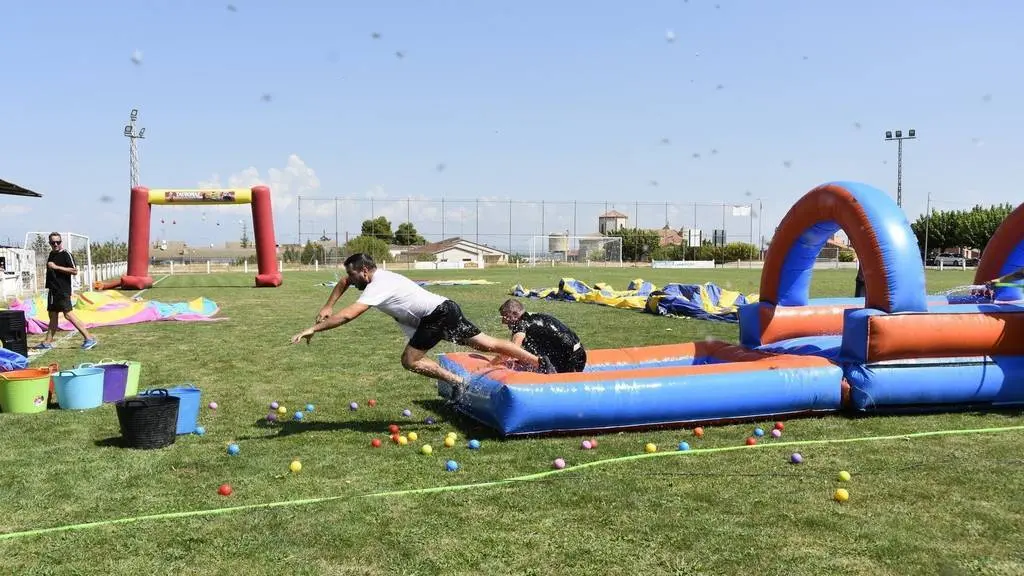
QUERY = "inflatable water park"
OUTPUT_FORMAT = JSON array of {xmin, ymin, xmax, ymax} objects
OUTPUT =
[{"xmin": 437, "ymin": 181, "xmax": 1024, "ymax": 436}]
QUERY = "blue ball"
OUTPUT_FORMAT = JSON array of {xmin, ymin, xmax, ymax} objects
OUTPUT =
[
  {"xmin": 677, "ymin": 441, "xmax": 690, "ymax": 451},
  {"xmin": 446, "ymin": 460, "xmax": 459, "ymax": 472},
  {"xmin": 194, "ymin": 426, "xmax": 206, "ymax": 436},
  {"xmin": 294, "ymin": 411, "xmax": 304, "ymax": 421},
  {"xmin": 227, "ymin": 443, "xmax": 240, "ymax": 455},
  {"xmin": 307, "ymin": 404, "xmax": 316, "ymax": 412},
  {"xmin": 753, "ymin": 427, "xmax": 765, "ymax": 437},
  {"xmin": 468, "ymin": 439, "xmax": 481, "ymax": 450},
  {"xmin": 424, "ymin": 417, "xmax": 436, "ymax": 425},
  {"xmin": 402, "ymin": 409, "xmax": 412, "ymax": 417}
]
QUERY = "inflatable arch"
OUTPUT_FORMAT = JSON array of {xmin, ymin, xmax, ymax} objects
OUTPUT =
[
  {"xmin": 975, "ymin": 201, "xmax": 1024, "ymax": 302},
  {"xmin": 431, "ymin": 181, "xmax": 1024, "ymax": 436},
  {"xmin": 114, "ymin": 186, "xmax": 282, "ymax": 290}
]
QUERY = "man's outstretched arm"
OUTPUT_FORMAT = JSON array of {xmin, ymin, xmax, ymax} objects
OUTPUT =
[
  {"xmin": 293, "ymin": 302, "xmax": 370, "ymax": 344},
  {"xmin": 317, "ymin": 276, "xmax": 350, "ymax": 321}
]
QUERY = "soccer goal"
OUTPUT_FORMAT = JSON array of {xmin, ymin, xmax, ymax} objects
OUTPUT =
[
  {"xmin": 24, "ymin": 232, "xmax": 92, "ymax": 293},
  {"xmin": 528, "ymin": 235, "xmax": 623, "ymax": 267}
]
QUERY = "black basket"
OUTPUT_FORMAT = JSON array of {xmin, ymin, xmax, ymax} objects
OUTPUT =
[{"xmin": 114, "ymin": 389, "xmax": 180, "ymax": 450}]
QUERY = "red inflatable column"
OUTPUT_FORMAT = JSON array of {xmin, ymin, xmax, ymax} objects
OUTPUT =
[
  {"xmin": 120, "ymin": 186, "xmax": 154, "ymax": 290},
  {"xmin": 251, "ymin": 185, "xmax": 283, "ymax": 287}
]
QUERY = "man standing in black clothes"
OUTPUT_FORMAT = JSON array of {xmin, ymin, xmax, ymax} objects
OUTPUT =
[
  {"xmin": 35, "ymin": 233, "xmax": 97, "ymax": 350},
  {"xmin": 854, "ymin": 264, "xmax": 865, "ymax": 298},
  {"xmin": 498, "ymin": 298, "xmax": 587, "ymax": 373}
]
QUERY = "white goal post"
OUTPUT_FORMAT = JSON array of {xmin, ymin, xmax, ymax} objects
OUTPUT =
[
  {"xmin": 528, "ymin": 235, "xmax": 623, "ymax": 267},
  {"xmin": 24, "ymin": 232, "xmax": 93, "ymax": 294}
]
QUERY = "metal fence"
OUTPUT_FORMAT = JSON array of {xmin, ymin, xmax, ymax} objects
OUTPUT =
[{"xmin": 296, "ymin": 197, "xmax": 761, "ymax": 254}]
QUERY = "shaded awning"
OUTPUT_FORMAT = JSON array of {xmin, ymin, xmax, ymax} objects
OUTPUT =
[{"xmin": 0, "ymin": 178, "xmax": 43, "ymax": 197}]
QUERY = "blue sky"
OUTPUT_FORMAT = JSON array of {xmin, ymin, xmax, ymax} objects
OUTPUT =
[{"xmin": 1, "ymin": 0, "xmax": 1020, "ymax": 253}]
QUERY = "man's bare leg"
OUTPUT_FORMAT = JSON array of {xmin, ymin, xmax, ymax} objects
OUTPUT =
[
  {"xmin": 44, "ymin": 311, "xmax": 60, "ymax": 344},
  {"xmin": 63, "ymin": 311, "xmax": 93, "ymax": 342},
  {"xmin": 401, "ymin": 346, "xmax": 466, "ymax": 386},
  {"xmin": 464, "ymin": 333, "xmax": 541, "ymax": 368}
]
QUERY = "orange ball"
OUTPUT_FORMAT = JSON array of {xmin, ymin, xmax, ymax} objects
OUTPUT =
[
  {"xmin": 745, "ymin": 437, "xmax": 757, "ymax": 446},
  {"xmin": 693, "ymin": 427, "xmax": 705, "ymax": 438}
]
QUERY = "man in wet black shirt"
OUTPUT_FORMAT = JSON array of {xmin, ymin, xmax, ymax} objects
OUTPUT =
[{"xmin": 498, "ymin": 298, "xmax": 587, "ymax": 373}]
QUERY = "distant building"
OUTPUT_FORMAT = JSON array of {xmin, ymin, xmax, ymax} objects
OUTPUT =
[
  {"xmin": 598, "ymin": 210, "xmax": 628, "ymax": 235},
  {"xmin": 389, "ymin": 237, "xmax": 509, "ymax": 265}
]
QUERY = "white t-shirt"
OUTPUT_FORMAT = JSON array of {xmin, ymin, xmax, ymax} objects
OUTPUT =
[{"xmin": 356, "ymin": 270, "xmax": 448, "ymax": 338}]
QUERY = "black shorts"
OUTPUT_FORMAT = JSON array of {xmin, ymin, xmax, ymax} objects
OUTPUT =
[
  {"xmin": 47, "ymin": 291, "xmax": 73, "ymax": 314},
  {"xmin": 408, "ymin": 300, "xmax": 482, "ymax": 352},
  {"xmin": 548, "ymin": 345, "xmax": 587, "ymax": 373}
]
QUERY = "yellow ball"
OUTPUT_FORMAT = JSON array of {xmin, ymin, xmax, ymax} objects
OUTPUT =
[
  {"xmin": 446, "ymin": 432, "xmax": 457, "ymax": 440},
  {"xmin": 407, "ymin": 432, "xmax": 418, "ymax": 442},
  {"xmin": 644, "ymin": 442, "xmax": 657, "ymax": 453},
  {"xmin": 398, "ymin": 435, "xmax": 408, "ymax": 445},
  {"xmin": 443, "ymin": 437, "xmax": 455, "ymax": 448},
  {"xmin": 289, "ymin": 460, "xmax": 302, "ymax": 473},
  {"xmin": 277, "ymin": 406, "xmax": 287, "ymax": 415},
  {"xmin": 838, "ymin": 470, "xmax": 851, "ymax": 482},
  {"xmin": 421, "ymin": 444, "xmax": 433, "ymax": 455},
  {"xmin": 834, "ymin": 488, "xmax": 849, "ymax": 502}
]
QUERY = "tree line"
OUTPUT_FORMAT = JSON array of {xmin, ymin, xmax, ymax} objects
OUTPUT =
[{"xmin": 908, "ymin": 203, "xmax": 1014, "ymax": 254}]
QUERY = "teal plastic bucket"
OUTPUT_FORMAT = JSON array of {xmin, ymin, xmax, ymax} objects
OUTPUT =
[
  {"xmin": 144, "ymin": 385, "xmax": 201, "ymax": 435},
  {"xmin": 52, "ymin": 367, "xmax": 105, "ymax": 410}
]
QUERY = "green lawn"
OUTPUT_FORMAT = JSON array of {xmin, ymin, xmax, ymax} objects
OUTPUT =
[{"xmin": 1, "ymin": 267, "xmax": 1022, "ymax": 575}]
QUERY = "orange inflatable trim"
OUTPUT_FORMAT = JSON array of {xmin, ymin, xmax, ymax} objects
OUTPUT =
[
  {"xmin": 865, "ymin": 312, "xmax": 1024, "ymax": 362},
  {"xmin": 759, "ymin": 304, "xmax": 857, "ymax": 345}
]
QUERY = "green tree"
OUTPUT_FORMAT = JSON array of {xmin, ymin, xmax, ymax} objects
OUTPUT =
[
  {"xmin": 240, "ymin": 223, "xmax": 251, "ymax": 249},
  {"xmin": 344, "ymin": 235, "xmax": 391, "ymax": 263},
  {"xmin": 361, "ymin": 217, "xmax": 394, "ymax": 244},
  {"xmin": 910, "ymin": 203, "xmax": 1014, "ymax": 254},
  {"xmin": 300, "ymin": 240, "xmax": 327, "ymax": 264},
  {"xmin": 607, "ymin": 228, "xmax": 660, "ymax": 262},
  {"xmin": 394, "ymin": 222, "xmax": 426, "ymax": 246}
]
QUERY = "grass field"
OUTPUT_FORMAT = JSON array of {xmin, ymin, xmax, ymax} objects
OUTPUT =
[{"xmin": 1, "ymin": 267, "xmax": 1022, "ymax": 576}]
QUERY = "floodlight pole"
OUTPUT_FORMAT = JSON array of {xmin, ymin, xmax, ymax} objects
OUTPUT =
[
  {"xmin": 884, "ymin": 128, "xmax": 916, "ymax": 208},
  {"xmin": 124, "ymin": 109, "xmax": 146, "ymax": 189}
]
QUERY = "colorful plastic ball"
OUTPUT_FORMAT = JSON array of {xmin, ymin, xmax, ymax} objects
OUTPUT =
[
  {"xmin": 289, "ymin": 460, "xmax": 302, "ymax": 473},
  {"xmin": 227, "ymin": 443, "xmax": 240, "ymax": 456},
  {"xmin": 693, "ymin": 427, "xmax": 705, "ymax": 438},
  {"xmin": 218, "ymin": 483, "xmax": 233, "ymax": 496},
  {"xmin": 644, "ymin": 442, "xmax": 657, "ymax": 453},
  {"xmin": 398, "ymin": 435, "xmax": 409, "ymax": 445},
  {"xmin": 446, "ymin": 460, "xmax": 459, "ymax": 472},
  {"xmin": 553, "ymin": 458, "xmax": 567, "ymax": 469},
  {"xmin": 194, "ymin": 426, "xmax": 206, "ymax": 436},
  {"xmin": 371, "ymin": 438, "xmax": 382, "ymax": 448},
  {"xmin": 208, "ymin": 401, "xmax": 218, "ymax": 410},
  {"xmin": 424, "ymin": 417, "xmax": 436, "ymax": 425},
  {"xmin": 349, "ymin": 402, "xmax": 358, "ymax": 411},
  {"xmin": 745, "ymin": 437, "xmax": 757, "ymax": 446},
  {"xmin": 407, "ymin": 432, "xmax": 418, "ymax": 442},
  {"xmin": 443, "ymin": 437, "xmax": 455, "ymax": 448},
  {"xmin": 293, "ymin": 411, "xmax": 304, "ymax": 421},
  {"xmin": 270, "ymin": 401, "xmax": 279, "ymax": 410},
  {"xmin": 581, "ymin": 440, "xmax": 593, "ymax": 450},
  {"xmin": 467, "ymin": 439, "xmax": 481, "ymax": 450},
  {"xmin": 838, "ymin": 470, "xmax": 851, "ymax": 482},
  {"xmin": 677, "ymin": 441, "xmax": 690, "ymax": 451},
  {"xmin": 277, "ymin": 406, "xmax": 287, "ymax": 415},
  {"xmin": 770, "ymin": 429, "xmax": 782, "ymax": 439},
  {"xmin": 391, "ymin": 434, "xmax": 401, "ymax": 444},
  {"xmin": 753, "ymin": 427, "xmax": 765, "ymax": 437},
  {"xmin": 774, "ymin": 422, "xmax": 784, "ymax": 431},
  {"xmin": 790, "ymin": 452, "xmax": 803, "ymax": 464},
  {"xmin": 446, "ymin": 432, "xmax": 457, "ymax": 440},
  {"xmin": 306, "ymin": 404, "xmax": 315, "ymax": 412},
  {"xmin": 389, "ymin": 424, "xmax": 400, "ymax": 434},
  {"xmin": 368, "ymin": 399, "xmax": 377, "ymax": 407},
  {"xmin": 266, "ymin": 413, "xmax": 278, "ymax": 422},
  {"xmin": 421, "ymin": 444, "xmax": 433, "ymax": 455},
  {"xmin": 834, "ymin": 488, "xmax": 849, "ymax": 502},
  {"xmin": 588, "ymin": 438, "xmax": 598, "ymax": 448},
  {"xmin": 402, "ymin": 409, "xmax": 412, "ymax": 417}
]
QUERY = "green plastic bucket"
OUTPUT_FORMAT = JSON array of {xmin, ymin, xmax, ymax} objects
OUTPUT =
[
  {"xmin": 0, "ymin": 367, "xmax": 53, "ymax": 414},
  {"xmin": 125, "ymin": 361, "xmax": 142, "ymax": 397}
]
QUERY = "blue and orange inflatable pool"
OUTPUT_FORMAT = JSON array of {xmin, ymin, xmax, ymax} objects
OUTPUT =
[{"xmin": 438, "ymin": 181, "xmax": 1024, "ymax": 436}]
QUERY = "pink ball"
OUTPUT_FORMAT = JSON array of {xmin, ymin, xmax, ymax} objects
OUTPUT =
[
  {"xmin": 208, "ymin": 402, "xmax": 218, "ymax": 410},
  {"xmin": 581, "ymin": 440, "xmax": 593, "ymax": 450},
  {"xmin": 770, "ymin": 429, "xmax": 782, "ymax": 438},
  {"xmin": 553, "ymin": 458, "xmax": 566, "ymax": 469}
]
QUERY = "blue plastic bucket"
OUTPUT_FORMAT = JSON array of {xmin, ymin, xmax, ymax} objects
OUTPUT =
[
  {"xmin": 143, "ymin": 385, "xmax": 201, "ymax": 435},
  {"xmin": 52, "ymin": 367, "xmax": 105, "ymax": 410}
]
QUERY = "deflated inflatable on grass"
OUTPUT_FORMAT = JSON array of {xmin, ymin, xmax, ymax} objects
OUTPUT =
[
  {"xmin": 508, "ymin": 278, "xmax": 759, "ymax": 322},
  {"xmin": 9, "ymin": 290, "xmax": 224, "ymax": 334}
]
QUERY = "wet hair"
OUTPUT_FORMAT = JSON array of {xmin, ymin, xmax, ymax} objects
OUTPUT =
[
  {"xmin": 499, "ymin": 298, "xmax": 524, "ymax": 317},
  {"xmin": 343, "ymin": 253, "xmax": 377, "ymax": 271}
]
